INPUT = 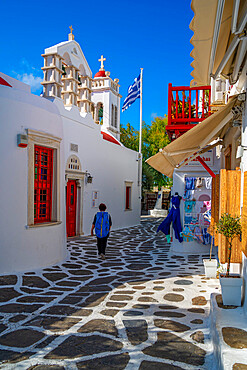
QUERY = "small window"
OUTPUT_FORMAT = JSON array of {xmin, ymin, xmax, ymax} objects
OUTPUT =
[
  {"xmin": 111, "ymin": 104, "xmax": 114, "ymax": 126},
  {"xmin": 34, "ymin": 145, "xmax": 53, "ymax": 223},
  {"xmin": 125, "ymin": 185, "xmax": 132, "ymax": 210},
  {"xmin": 66, "ymin": 155, "xmax": 82, "ymax": 172},
  {"xmin": 114, "ymin": 106, "xmax": 118, "ymax": 128},
  {"xmin": 98, "ymin": 103, "xmax": 103, "ymax": 123}
]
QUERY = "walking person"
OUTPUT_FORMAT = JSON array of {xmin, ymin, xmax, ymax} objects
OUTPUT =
[{"xmin": 91, "ymin": 203, "xmax": 112, "ymax": 259}]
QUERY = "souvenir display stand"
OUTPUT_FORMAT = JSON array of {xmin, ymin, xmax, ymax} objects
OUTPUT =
[{"xmin": 170, "ymin": 152, "xmax": 220, "ymax": 254}]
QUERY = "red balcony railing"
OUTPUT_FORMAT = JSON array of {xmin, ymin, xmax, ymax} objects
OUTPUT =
[{"xmin": 167, "ymin": 83, "xmax": 211, "ymax": 141}]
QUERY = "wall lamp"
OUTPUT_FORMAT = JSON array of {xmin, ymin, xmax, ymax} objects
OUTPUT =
[{"xmin": 85, "ymin": 171, "xmax": 93, "ymax": 184}]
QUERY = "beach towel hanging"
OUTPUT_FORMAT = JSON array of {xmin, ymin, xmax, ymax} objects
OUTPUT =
[
  {"xmin": 194, "ymin": 226, "xmax": 204, "ymax": 243},
  {"xmin": 184, "ymin": 200, "xmax": 196, "ymax": 213},
  {"xmin": 181, "ymin": 226, "xmax": 194, "ymax": 242}
]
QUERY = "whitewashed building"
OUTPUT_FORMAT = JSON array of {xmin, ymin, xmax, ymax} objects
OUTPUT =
[{"xmin": 0, "ymin": 29, "xmax": 141, "ymax": 274}]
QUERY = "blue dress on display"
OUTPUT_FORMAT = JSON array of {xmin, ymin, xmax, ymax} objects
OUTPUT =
[{"xmin": 157, "ymin": 195, "xmax": 183, "ymax": 243}]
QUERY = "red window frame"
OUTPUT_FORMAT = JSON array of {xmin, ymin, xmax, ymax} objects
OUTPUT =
[
  {"xmin": 126, "ymin": 186, "xmax": 131, "ymax": 210},
  {"xmin": 34, "ymin": 145, "xmax": 53, "ymax": 223}
]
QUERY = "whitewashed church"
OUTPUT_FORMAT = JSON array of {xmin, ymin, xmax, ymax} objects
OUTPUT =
[{"xmin": 0, "ymin": 28, "xmax": 141, "ymax": 274}]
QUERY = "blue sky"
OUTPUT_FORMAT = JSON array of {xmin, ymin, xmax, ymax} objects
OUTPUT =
[{"xmin": 1, "ymin": 0, "xmax": 194, "ymax": 130}]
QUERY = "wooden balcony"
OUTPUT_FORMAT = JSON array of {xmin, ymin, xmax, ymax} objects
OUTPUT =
[{"xmin": 167, "ymin": 83, "xmax": 211, "ymax": 141}]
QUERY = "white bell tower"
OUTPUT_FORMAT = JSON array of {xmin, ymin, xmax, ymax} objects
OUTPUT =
[{"xmin": 91, "ymin": 55, "xmax": 121, "ymax": 140}]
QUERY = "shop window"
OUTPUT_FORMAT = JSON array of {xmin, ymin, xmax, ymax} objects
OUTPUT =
[
  {"xmin": 34, "ymin": 146, "xmax": 53, "ymax": 223},
  {"xmin": 182, "ymin": 176, "xmax": 212, "ymax": 244}
]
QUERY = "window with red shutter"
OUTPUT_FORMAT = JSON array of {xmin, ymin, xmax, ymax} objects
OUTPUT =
[{"xmin": 34, "ymin": 145, "xmax": 53, "ymax": 223}]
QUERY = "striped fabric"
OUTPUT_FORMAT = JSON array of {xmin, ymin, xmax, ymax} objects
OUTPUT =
[{"xmin": 122, "ymin": 74, "xmax": 140, "ymax": 112}]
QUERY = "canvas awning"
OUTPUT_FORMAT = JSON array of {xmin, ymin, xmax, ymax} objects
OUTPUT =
[
  {"xmin": 146, "ymin": 96, "xmax": 238, "ymax": 178},
  {"xmin": 190, "ymin": 0, "xmax": 218, "ymax": 86}
]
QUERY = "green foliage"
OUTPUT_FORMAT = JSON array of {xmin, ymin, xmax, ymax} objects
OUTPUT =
[
  {"xmin": 216, "ymin": 213, "xmax": 242, "ymax": 276},
  {"xmin": 120, "ymin": 116, "xmax": 172, "ymax": 190},
  {"xmin": 216, "ymin": 213, "xmax": 241, "ymax": 240},
  {"xmin": 120, "ymin": 123, "xmax": 139, "ymax": 152}
]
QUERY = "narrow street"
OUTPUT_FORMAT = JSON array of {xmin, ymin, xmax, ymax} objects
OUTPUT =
[{"xmin": 0, "ymin": 218, "xmax": 220, "ymax": 369}]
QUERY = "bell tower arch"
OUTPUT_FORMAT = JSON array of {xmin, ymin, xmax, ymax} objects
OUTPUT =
[{"xmin": 91, "ymin": 56, "xmax": 121, "ymax": 140}]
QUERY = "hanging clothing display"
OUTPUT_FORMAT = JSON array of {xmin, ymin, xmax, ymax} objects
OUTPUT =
[
  {"xmin": 204, "ymin": 200, "xmax": 211, "ymax": 210},
  {"xmin": 181, "ymin": 226, "xmax": 194, "ymax": 242},
  {"xmin": 203, "ymin": 209, "xmax": 211, "ymax": 223},
  {"xmin": 194, "ymin": 226, "xmax": 204, "ymax": 243},
  {"xmin": 183, "ymin": 189, "xmax": 194, "ymax": 200},
  {"xmin": 185, "ymin": 177, "xmax": 196, "ymax": 190},
  {"xmin": 183, "ymin": 176, "xmax": 212, "ymax": 245},
  {"xmin": 184, "ymin": 214, "xmax": 193, "ymax": 224},
  {"xmin": 202, "ymin": 228, "xmax": 211, "ymax": 244},
  {"xmin": 205, "ymin": 177, "xmax": 212, "ymax": 189},
  {"xmin": 157, "ymin": 195, "xmax": 183, "ymax": 243},
  {"xmin": 191, "ymin": 215, "xmax": 199, "ymax": 224},
  {"xmin": 195, "ymin": 177, "xmax": 203, "ymax": 188},
  {"xmin": 184, "ymin": 200, "xmax": 196, "ymax": 213}
]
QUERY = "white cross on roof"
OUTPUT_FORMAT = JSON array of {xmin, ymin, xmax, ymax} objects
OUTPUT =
[{"xmin": 98, "ymin": 55, "xmax": 106, "ymax": 70}]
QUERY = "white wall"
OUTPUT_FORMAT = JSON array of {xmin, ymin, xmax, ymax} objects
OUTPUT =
[
  {"xmin": 0, "ymin": 74, "xmax": 140, "ymax": 274},
  {"xmin": 0, "ymin": 85, "xmax": 66, "ymax": 274},
  {"xmin": 54, "ymin": 99, "xmax": 140, "ymax": 235},
  {"xmin": 0, "ymin": 72, "xmax": 31, "ymax": 93}
]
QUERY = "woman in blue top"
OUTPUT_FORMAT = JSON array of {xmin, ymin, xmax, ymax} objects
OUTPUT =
[{"xmin": 91, "ymin": 203, "xmax": 112, "ymax": 259}]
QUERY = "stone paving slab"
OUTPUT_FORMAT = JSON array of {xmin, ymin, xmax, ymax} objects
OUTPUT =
[
  {"xmin": 0, "ymin": 218, "xmax": 220, "ymax": 369},
  {"xmin": 210, "ymin": 293, "xmax": 247, "ymax": 369}
]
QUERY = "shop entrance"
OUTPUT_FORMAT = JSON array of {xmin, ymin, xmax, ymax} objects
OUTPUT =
[{"xmin": 66, "ymin": 179, "xmax": 77, "ymax": 237}]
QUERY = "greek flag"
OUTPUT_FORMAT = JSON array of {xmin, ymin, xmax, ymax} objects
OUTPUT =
[{"xmin": 122, "ymin": 74, "xmax": 141, "ymax": 112}]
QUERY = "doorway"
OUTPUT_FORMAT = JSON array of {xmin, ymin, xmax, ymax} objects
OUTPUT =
[{"xmin": 66, "ymin": 179, "xmax": 77, "ymax": 237}]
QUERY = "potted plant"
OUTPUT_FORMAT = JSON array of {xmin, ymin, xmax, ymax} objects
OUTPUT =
[
  {"xmin": 216, "ymin": 213, "xmax": 242, "ymax": 306},
  {"xmin": 203, "ymin": 224, "xmax": 218, "ymax": 278}
]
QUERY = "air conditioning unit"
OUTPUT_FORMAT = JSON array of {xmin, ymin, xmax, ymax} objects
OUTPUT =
[{"xmin": 214, "ymin": 79, "xmax": 225, "ymax": 103}]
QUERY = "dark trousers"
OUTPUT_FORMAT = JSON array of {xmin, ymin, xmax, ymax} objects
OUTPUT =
[{"xmin": 96, "ymin": 235, "xmax": 109, "ymax": 255}]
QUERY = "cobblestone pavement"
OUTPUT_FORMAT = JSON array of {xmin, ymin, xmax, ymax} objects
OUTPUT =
[{"xmin": 0, "ymin": 218, "xmax": 220, "ymax": 370}]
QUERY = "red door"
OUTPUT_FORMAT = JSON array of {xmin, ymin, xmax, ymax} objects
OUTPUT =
[{"xmin": 66, "ymin": 180, "xmax": 77, "ymax": 237}]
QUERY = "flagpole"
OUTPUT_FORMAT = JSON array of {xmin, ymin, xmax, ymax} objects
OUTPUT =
[
  {"xmin": 139, "ymin": 68, "xmax": 143, "ymax": 154},
  {"xmin": 138, "ymin": 68, "xmax": 143, "ymax": 189}
]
